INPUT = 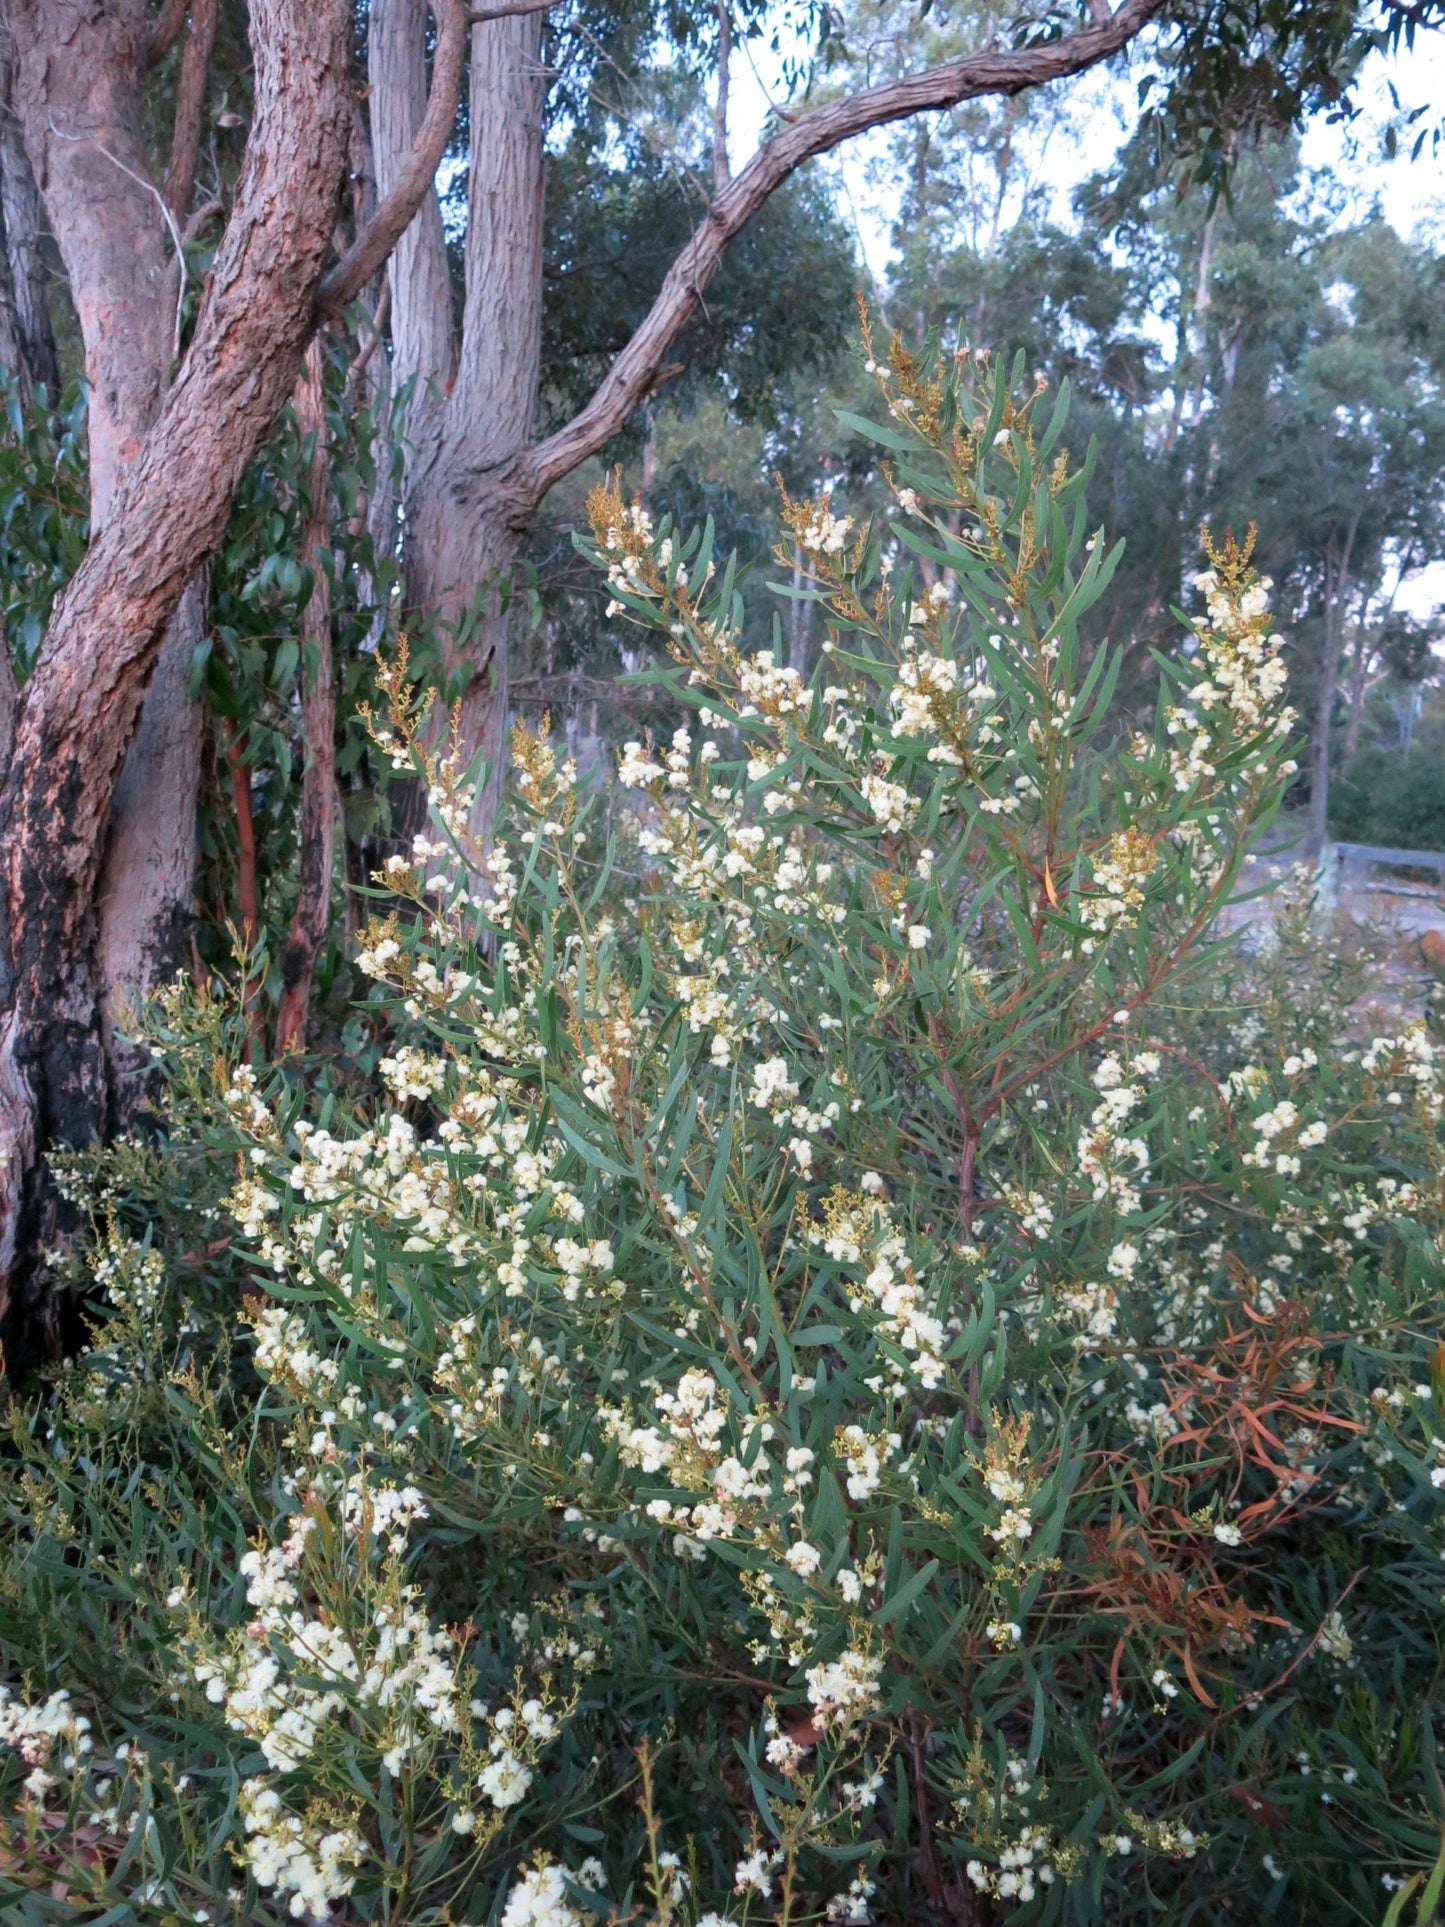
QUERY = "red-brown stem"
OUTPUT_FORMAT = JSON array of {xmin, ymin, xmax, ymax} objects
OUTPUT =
[{"xmin": 227, "ymin": 719, "xmax": 262, "ymax": 1054}]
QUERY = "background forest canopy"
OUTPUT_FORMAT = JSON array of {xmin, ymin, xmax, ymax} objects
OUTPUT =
[
  {"xmin": 6, "ymin": 3, "xmax": 1445, "ymax": 896},
  {"xmin": 0, "ymin": 0, "xmax": 1443, "ymax": 1357}
]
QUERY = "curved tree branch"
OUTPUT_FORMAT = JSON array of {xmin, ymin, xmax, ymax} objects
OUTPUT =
[
  {"xmin": 468, "ymin": 1, "xmax": 562, "ymax": 19},
  {"xmin": 524, "ymin": 0, "xmax": 1168, "ymax": 502},
  {"xmin": 147, "ymin": 0, "xmax": 191, "ymax": 67},
  {"xmin": 315, "ymin": 0, "xmax": 468, "ymax": 321}
]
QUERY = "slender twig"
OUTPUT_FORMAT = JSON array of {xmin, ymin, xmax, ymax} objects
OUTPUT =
[{"xmin": 712, "ymin": 2, "xmax": 732, "ymax": 191}]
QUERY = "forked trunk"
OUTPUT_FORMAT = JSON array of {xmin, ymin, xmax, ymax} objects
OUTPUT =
[
  {"xmin": 0, "ymin": 0, "xmax": 353, "ymax": 1360},
  {"xmin": 7, "ymin": 2, "xmax": 203, "ymax": 1141},
  {"xmin": 377, "ymin": 2, "xmax": 545, "ymax": 840}
]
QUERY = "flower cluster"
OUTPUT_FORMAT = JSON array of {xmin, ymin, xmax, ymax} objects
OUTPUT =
[{"xmin": 9, "ymin": 334, "xmax": 1437, "ymax": 1927}]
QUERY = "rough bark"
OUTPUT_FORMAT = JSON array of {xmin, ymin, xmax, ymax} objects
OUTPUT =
[
  {"xmin": 276, "ymin": 339, "xmax": 337, "ymax": 1054},
  {"xmin": 5, "ymin": 4, "xmax": 205, "ymax": 1130},
  {"xmin": 102, "ymin": 0, "xmax": 220, "ymax": 1114},
  {"xmin": 0, "ymin": 0, "xmax": 355, "ymax": 1352}
]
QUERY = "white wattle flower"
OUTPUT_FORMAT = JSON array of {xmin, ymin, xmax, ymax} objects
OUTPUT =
[
  {"xmin": 735, "ymin": 1847, "xmax": 778, "ymax": 1897},
  {"xmin": 617, "ymin": 741, "xmax": 664, "ymax": 788},
  {"xmin": 478, "ymin": 1746, "xmax": 533, "ymax": 1808},
  {"xmin": 501, "ymin": 1863, "xmax": 588, "ymax": 1927},
  {"xmin": 750, "ymin": 1055, "xmax": 799, "ymax": 1114}
]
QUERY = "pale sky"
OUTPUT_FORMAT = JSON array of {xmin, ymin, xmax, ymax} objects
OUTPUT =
[
  {"xmin": 728, "ymin": 17, "xmax": 1445, "ymax": 268},
  {"xmin": 726, "ymin": 18, "xmax": 1445, "ymax": 617}
]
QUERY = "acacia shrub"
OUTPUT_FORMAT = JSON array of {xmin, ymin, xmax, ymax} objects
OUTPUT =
[{"xmin": 0, "ymin": 336, "xmax": 1443, "ymax": 1927}]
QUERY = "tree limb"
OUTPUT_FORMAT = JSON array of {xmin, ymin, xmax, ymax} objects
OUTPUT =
[
  {"xmin": 163, "ymin": 0, "xmax": 220, "ymax": 218},
  {"xmin": 525, "ymin": 0, "xmax": 1168, "ymax": 501},
  {"xmin": 147, "ymin": 0, "xmax": 190, "ymax": 67},
  {"xmin": 315, "ymin": 0, "xmax": 468, "ymax": 321},
  {"xmin": 713, "ymin": 2, "xmax": 731, "ymax": 191},
  {"xmin": 468, "ymin": 0, "xmax": 562, "ymax": 19}
]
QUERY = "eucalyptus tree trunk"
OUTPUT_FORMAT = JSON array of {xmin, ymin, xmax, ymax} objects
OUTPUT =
[
  {"xmin": 5, "ymin": 1, "xmax": 208, "ymax": 1118},
  {"xmin": 374, "ymin": 1, "xmax": 545, "ymax": 836},
  {"xmin": 368, "ymin": 0, "xmax": 1164, "ymax": 852},
  {"xmin": 1307, "ymin": 513, "xmax": 1359, "ymax": 859},
  {"xmin": 0, "ymin": 0, "xmax": 355, "ymax": 1356}
]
